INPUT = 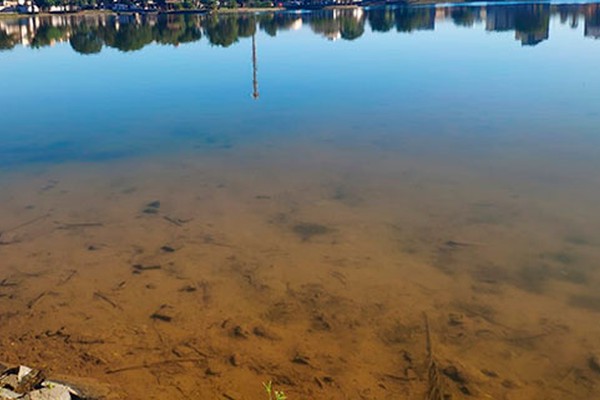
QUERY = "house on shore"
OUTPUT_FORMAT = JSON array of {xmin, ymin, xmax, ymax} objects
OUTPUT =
[
  {"xmin": 15, "ymin": 0, "xmax": 40, "ymax": 13},
  {"xmin": 0, "ymin": 0, "xmax": 19, "ymax": 12}
]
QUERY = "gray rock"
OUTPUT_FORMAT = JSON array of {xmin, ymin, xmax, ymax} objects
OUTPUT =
[
  {"xmin": 42, "ymin": 382, "xmax": 81, "ymax": 398},
  {"xmin": 1, "ymin": 365, "xmax": 86, "ymax": 400},
  {"xmin": 0, "ymin": 373, "xmax": 19, "ymax": 392},
  {"xmin": 0, "ymin": 387, "xmax": 22, "ymax": 399},
  {"xmin": 22, "ymin": 386, "xmax": 71, "ymax": 400},
  {"xmin": 17, "ymin": 366, "xmax": 33, "ymax": 382}
]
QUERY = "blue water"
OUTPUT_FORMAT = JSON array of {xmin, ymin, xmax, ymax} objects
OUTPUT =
[{"xmin": 1, "ymin": 4, "xmax": 599, "ymax": 168}]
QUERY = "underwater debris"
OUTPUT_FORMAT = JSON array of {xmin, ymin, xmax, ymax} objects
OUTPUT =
[
  {"xmin": 589, "ymin": 353, "xmax": 600, "ymax": 374},
  {"xmin": 0, "ymin": 364, "xmax": 88, "ymax": 400},
  {"xmin": 292, "ymin": 223, "xmax": 332, "ymax": 241},
  {"xmin": 424, "ymin": 313, "xmax": 445, "ymax": 400}
]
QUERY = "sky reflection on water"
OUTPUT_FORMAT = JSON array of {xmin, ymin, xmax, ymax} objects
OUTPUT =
[{"xmin": 0, "ymin": 3, "xmax": 599, "ymax": 168}]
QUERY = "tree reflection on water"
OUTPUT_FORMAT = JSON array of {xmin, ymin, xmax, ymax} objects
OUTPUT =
[{"xmin": 0, "ymin": 3, "xmax": 599, "ymax": 53}]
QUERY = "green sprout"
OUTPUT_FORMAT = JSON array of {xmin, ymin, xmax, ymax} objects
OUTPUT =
[{"xmin": 263, "ymin": 380, "xmax": 287, "ymax": 400}]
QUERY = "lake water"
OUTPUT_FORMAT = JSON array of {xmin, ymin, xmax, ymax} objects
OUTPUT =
[{"xmin": 1, "ymin": 3, "xmax": 600, "ymax": 399}]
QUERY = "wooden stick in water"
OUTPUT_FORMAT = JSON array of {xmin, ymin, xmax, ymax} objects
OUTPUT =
[
  {"xmin": 105, "ymin": 358, "xmax": 206, "ymax": 374},
  {"xmin": 424, "ymin": 312, "xmax": 445, "ymax": 400}
]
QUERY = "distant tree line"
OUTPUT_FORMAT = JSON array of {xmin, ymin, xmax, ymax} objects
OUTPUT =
[{"xmin": 24, "ymin": 0, "xmax": 275, "ymax": 12}]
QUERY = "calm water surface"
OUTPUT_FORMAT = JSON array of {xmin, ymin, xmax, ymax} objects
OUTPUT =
[{"xmin": 1, "ymin": 4, "xmax": 600, "ymax": 399}]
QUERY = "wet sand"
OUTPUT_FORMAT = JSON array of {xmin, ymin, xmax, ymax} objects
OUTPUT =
[{"xmin": 1, "ymin": 136, "xmax": 600, "ymax": 399}]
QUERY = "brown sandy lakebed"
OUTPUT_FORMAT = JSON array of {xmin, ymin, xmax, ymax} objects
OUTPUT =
[{"xmin": 0, "ymin": 138, "xmax": 599, "ymax": 400}]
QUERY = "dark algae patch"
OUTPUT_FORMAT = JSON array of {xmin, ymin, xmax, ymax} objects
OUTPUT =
[
  {"xmin": 564, "ymin": 234, "xmax": 590, "ymax": 246},
  {"xmin": 513, "ymin": 260, "xmax": 589, "ymax": 293},
  {"xmin": 515, "ymin": 264, "xmax": 551, "ymax": 293},
  {"xmin": 292, "ymin": 223, "xmax": 332, "ymax": 241},
  {"xmin": 589, "ymin": 354, "xmax": 600, "ymax": 373},
  {"xmin": 542, "ymin": 251, "xmax": 578, "ymax": 265},
  {"xmin": 568, "ymin": 294, "xmax": 600, "ymax": 312},
  {"xmin": 142, "ymin": 200, "xmax": 161, "ymax": 214},
  {"xmin": 146, "ymin": 201, "xmax": 161, "ymax": 209}
]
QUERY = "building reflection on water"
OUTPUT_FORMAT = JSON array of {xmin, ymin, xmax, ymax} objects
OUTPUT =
[{"xmin": 1, "ymin": 3, "xmax": 599, "ymax": 53}]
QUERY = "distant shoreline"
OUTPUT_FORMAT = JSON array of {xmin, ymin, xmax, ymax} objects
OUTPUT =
[
  {"xmin": 0, "ymin": 9, "xmax": 114, "ymax": 18},
  {"xmin": 0, "ymin": 4, "xmax": 356, "ymax": 18},
  {"xmin": 0, "ymin": 7, "xmax": 297, "ymax": 18},
  {"xmin": 213, "ymin": 7, "xmax": 285, "ymax": 13}
]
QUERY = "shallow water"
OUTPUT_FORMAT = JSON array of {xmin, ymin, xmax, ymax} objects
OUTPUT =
[{"xmin": 1, "ymin": 4, "xmax": 600, "ymax": 399}]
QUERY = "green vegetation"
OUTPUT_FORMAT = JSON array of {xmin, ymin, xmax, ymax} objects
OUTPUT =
[
  {"xmin": 69, "ymin": 25, "xmax": 104, "ymax": 54},
  {"xmin": 263, "ymin": 381, "xmax": 287, "ymax": 400},
  {"xmin": 367, "ymin": 7, "xmax": 394, "ymax": 32},
  {"xmin": 30, "ymin": 24, "xmax": 69, "ymax": 48},
  {"xmin": 0, "ymin": 30, "xmax": 18, "ymax": 50},
  {"xmin": 451, "ymin": 7, "xmax": 478, "ymax": 27},
  {"xmin": 21, "ymin": 0, "xmax": 275, "ymax": 12},
  {"xmin": 394, "ymin": 7, "xmax": 434, "ymax": 32}
]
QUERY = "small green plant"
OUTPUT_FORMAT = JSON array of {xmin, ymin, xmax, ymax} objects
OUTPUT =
[{"xmin": 263, "ymin": 381, "xmax": 287, "ymax": 400}]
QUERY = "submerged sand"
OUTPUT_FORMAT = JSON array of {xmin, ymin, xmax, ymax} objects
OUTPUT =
[{"xmin": 0, "ymin": 137, "xmax": 599, "ymax": 399}]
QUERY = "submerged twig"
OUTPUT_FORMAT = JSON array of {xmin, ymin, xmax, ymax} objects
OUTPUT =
[
  {"xmin": 163, "ymin": 216, "xmax": 182, "ymax": 227},
  {"xmin": 93, "ymin": 291, "xmax": 121, "ymax": 309},
  {"xmin": 0, "ymin": 214, "xmax": 50, "ymax": 236},
  {"xmin": 182, "ymin": 342, "xmax": 210, "ymax": 358},
  {"xmin": 27, "ymin": 292, "xmax": 48, "ymax": 309},
  {"xmin": 150, "ymin": 313, "xmax": 172, "ymax": 322},
  {"xmin": 132, "ymin": 264, "xmax": 161, "ymax": 271},
  {"xmin": 0, "ymin": 239, "xmax": 22, "ymax": 246},
  {"xmin": 444, "ymin": 240, "xmax": 484, "ymax": 248},
  {"xmin": 0, "ymin": 278, "xmax": 18, "ymax": 287},
  {"xmin": 424, "ymin": 313, "xmax": 445, "ymax": 400},
  {"xmin": 58, "ymin": 270, "xmax": 77, "ymax": 286},
  {"xmin": 105, "ymin": 358, "xmax": 206, "ymax": 374},
  {"xmin": 56, "ymin": 222, "xmax": 104, "ymax": 230},
  {"xmin": 0, "ymin": 214, "xmax": 52, "ymax": 245},
  {"xmin": 163, "ymin": 216, "xmax": 194, "ymax": 227}
]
